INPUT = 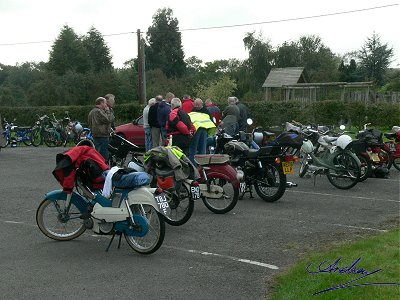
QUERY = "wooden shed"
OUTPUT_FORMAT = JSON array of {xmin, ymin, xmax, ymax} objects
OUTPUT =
[{"xmin": 262, "ymin": 67, "xmax": 307, "ymax": 101}]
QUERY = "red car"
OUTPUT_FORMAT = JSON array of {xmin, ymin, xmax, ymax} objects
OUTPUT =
[{"xmin": 115, "ymin": 115, "xmax": 145, "ymax": 148}]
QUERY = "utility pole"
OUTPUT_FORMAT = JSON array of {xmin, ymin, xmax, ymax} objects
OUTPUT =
[{"xmin": 137, "ymin": 29, "xmax": 146, "ymax": 105}]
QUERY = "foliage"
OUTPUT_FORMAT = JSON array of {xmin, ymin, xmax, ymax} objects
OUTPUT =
[
  {"xmin": 338, "ymin": 59, "xmax": 363, "ymax": 82},
  {"xmin": 357, "ymin": 33, "xmax": 394, "ymax": 86},
  {"xmin": 194, "ymin": 76, "xmax": 237, "ymax": 103},
  {"xmin": 145, "ymin": 8, "xmax": 186, "ymax": 78},
  {"xmin": 82, "ymin": 27, "xmax": 113, "ymax": 72}
]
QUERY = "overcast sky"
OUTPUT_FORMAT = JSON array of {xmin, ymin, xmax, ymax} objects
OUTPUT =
[{"xmin": 0, "ymin": 0, "xmax": 399, "ymax": 68}]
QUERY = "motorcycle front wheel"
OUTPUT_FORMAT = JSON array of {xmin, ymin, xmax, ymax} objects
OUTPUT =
[
  {"xmin": 254, "ymin": 163, "xmax": 287, "ymax": 202},
  {"xmin": 392, "ymin": 156, "xmax": 400, "ymax": 171},
  {"xmin": 163, "ymin": 183, "xmax": 194, "ymax": 226},
  {"xmin": 299, "ymin": 154, "xmax": 310, "ymax": 178},
  {"xmin": 43, "ymin": 129, "xmax": 62, "ymax": 147},
  {"xmin": 31, "ymin": 127, "xmax": 42, "ymax": 147},
  {"xmin": 357, "ymin": 154, "xmax": 372, "ymax": 182},
  {"xmin": 36, "ymin": 199, "xmax": 86, "ymax": 241},
  {"xmin": 326, "ymin": 152, "xmax": 361, "ymax": 189},
  {"xmin": 125, "ymin": 204, "xmax": 165, "ymax": 255},
  {"xmin": 202, "ymin": 176, "xmax": 239, "ymax": 214}
]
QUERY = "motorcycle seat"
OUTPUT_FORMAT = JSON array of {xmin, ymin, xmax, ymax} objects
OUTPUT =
[
  {"xmin": 195, "ymin": 154, "xmax": 230, "ymax": 165},
  {"xmin": 322, "ymin": 136, "xmax": 338, "ymax": 143},
  {"xmin": 244, "ymin": 149, "xmax": 260, "ymax": 158}
]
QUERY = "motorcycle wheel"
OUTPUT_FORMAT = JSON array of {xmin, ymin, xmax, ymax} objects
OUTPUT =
[
  {"xmin": 125, "ymin": 204, "xmax": 165, "ymax": 255},
  {"xmin": 299, "ymin": 154, "xmax": 310, "ymax": 178},
  {"xmin": 164, "ymin": 183, "xmax": 194, "ymax": 226},
  {"xmin": 36, "ymin": 199, "xmax": 86, "ymax": 241},
  {"xmin": 31, "ymin": 127, "xmax": 42, "ymax": 147},
  {"xmin": 43, "ymin": 129, "xmax": 62, "ymax": 147},
  {"xmin": 392, "ymin": 156, "xmax": 400, "ymax": 171},
  {"xmin": 254, "ymin": 163, "xmax": 287, "ymax": 202},
  {"xmin": 22, "ymin": 129, "xmax": 33, "ymax": 146},
  {"xmin": 326, "ymin": 152, "xmax": 361, "ymax": 190},
  {"xmin": 202, "ymin": 177, "xmax": 239, "ymax": 214},
  {"xmin": 357, "ymin": 154, "xmax": 372, "ymax": 182}
]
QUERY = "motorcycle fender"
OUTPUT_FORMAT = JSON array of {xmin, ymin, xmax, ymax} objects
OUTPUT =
[
  {"xmin": 91, "ymin": 203, "xmax": 128, "ymax": 222},
  {"xmin": 44, "ymin": 190, "xmax": 89, "ymax": 214},
  {"xmin": 127, "ymin": 187, "xmax": 163, "ymax": 214},
  {"xmin": 202, "ymin": 165, "xmax": 240, "ymax": 189}
]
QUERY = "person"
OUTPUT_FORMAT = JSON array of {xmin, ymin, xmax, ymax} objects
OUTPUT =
[
  {"xmin": 188, "ymin": 98, "xmax": 216, "ymax": 164},
  {"xmin": 222, "ymin": 96, "xmax": 241, "ymax": 135},
  {"xmin": 88, "ymin": 97, "xmax": 115, "ymax": 162},
  {"xmin": 158, "ymin": 92, "xmax": 174, "ymax": 146},
  {"xmin": 235, "ymin": 97, "xmax": 250, "ymax": 132},
  {"xmin": 104, "ymin": 94, "xmax": 116, "ymax": 130},
  {"xmin": 205, "ymin": 98, "xmax": 221, "ymax": 125},
  {"xmin": 143, "ymin": 98, "xmax": 156, "ymax": 151},
  {"xmin": 181, "ymin": 94, "xmax": 194, "ymax": 113},
  {"xmin": 166, "ymin": 98, "xmax": 195, "ymax": 155},
  {"xmin": 148, "ymin": 95, "xmax": 162, "ymax": 148}
]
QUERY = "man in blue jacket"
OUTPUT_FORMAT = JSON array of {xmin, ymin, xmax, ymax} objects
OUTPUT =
[{"xmin": 157, "ymin": 92, "xmax": 174, "ymax": 146}]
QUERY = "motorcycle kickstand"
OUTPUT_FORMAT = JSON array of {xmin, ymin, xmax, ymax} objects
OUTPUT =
[{"xmin": 105, "ymin": 231, "xmax": 123, "ymax": 252}]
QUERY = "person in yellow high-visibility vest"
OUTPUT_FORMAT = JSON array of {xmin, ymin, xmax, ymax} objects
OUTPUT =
[{"xmin": 188, "ymin": 98, "xmax": 216, "ymax": 164}]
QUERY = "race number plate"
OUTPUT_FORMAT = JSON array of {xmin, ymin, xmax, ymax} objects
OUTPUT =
[
  {"xmin": 282, "ymin": 161, "xmax": 294, "ymax": 174},
  {"xmin": 190, "ymin": 185, "xmax": 201, "ymax": 200},
  {"xmin": 240, "ymin": 182, "xmax": 246, "ymax": 193},
  {"xmin": 369, "ymin": 153, "xmax": 380, "ymax": 162},
  {"xmin": 154, "ymin": 193, "xmax": 171, "ymax": 215}
]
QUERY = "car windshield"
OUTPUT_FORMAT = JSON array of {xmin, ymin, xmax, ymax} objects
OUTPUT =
[{"xmin": 136, "ymin": 116, "xmax": 143, "ymax": 125}]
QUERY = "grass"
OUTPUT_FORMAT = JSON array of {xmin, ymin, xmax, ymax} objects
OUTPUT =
[{"xmin": 270, "ymin": 228, "xmax": 400, "ymax": 300}]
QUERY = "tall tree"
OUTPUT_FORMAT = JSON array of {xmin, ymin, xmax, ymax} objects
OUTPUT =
[
  {"xmin": 357, "ymin": 32, "xmax": 394, "ymax": 86},
  {"xmin": 145, "ymin": 8, "xmax": 186, "ymax": 78},
  {"xmin": 48, "ymin": 25, "xmax": 90, "ymax": 75},
  {"xmin": 82, "ymin": 27, "xmax": 113, "ymax": 72}
]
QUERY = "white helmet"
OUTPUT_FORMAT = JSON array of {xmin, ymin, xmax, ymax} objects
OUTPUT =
[
  {"xmin": 336, "ymin": 134, "xmax": 352, "ymax": 150},
  {"xmin": 74, "ymin": 122, "xmax": 83, "ymax": 133},
  {"xmin": 301, "ymin": 140, "xmax": 314, "ymax": 154}
]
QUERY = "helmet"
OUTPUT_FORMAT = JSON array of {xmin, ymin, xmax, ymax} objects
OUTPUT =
[
  {"xmin": 392, "ymin": 126, "xmax": 400, "ymax": 133},
  {"xmin": 301, "ymin": 140, "xmax": 314, "ymax": 154},
  {"xmin": 74, "ymin": 122, "xmax": 83, "ymax": 133},
  {"xmin": 336, "ymin": 134, "xmax": 352, "ymax": 150},
  {"xmin": 253, "ymin": 132, "xmax": 264, "ymax": 144}
]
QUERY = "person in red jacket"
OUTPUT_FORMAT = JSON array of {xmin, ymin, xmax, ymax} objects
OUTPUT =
[
  {"xmin": 181, "ymin": 94, "xmax": 194, "ymax": 113},
  {"xmin": 166, "ymin": 98, "xmax": 196, "ymax": 155}
]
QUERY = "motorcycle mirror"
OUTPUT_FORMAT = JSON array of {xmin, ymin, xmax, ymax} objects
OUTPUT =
[
  {"xmin": 247, "ymin": 118, "xmax": 253, "ymax": 125},
  {"xmin": 339, "ymin": 125, "xmax": 346, "ymax": 130}
]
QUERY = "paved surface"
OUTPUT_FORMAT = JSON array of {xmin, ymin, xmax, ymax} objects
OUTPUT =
[{"xmin": 0, "ymin": 146, "xmax": 399, "ymax": 300}]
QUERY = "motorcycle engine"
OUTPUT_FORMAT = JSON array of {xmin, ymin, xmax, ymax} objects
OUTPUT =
[{"xmin": 92, "ymin": 220, "xmax": 114, "ymax": 234}]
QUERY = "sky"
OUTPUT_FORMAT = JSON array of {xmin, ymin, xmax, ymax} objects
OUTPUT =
[{"xmin": 0, "ymin": 0, "xmax": 399, "ymax": 68}]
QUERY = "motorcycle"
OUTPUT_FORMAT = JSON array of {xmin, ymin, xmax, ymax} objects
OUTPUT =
[
  {"xmin": 384, "ymin": 126, "xmax": 400, "ymax": 171},
  {"xmin": 295, "ymin": 121, "xmax": 362, "ymax": 189},
  {"xmin": 36, "ymin": 160, "xmax": 169, "ymax": 255}
]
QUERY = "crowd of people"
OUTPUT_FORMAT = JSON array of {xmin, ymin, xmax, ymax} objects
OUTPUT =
[{"xmin": 87, "ymin": 92, "xmax": 250, "ymax": 165}]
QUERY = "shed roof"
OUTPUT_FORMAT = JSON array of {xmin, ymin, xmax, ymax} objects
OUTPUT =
[{"xmin": 262, "ymin": 67, "xmax": 306, "ymax": 88}]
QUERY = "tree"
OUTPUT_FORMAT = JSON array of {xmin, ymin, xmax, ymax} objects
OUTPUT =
[
  {"xmin": 145, "ymin": 8, "xmax": 186, "ymax": 77},
  {"xmin": 194, "ymin": 76, "xmax": 237, "ymax": 103},
  {"xmin": 82, "ymin": 27, "xmax": 113, "ymax": 72},
  {"xmin": 48, "ymin": 25, "xmax": 90, "ymax": 75},
  {"xmin": 357, "ymin": 32, "xmax": 394, "ymax": 86},
  {"xmin": 338, "ymin": 58, "xmax": 362, "ymax": 82}
]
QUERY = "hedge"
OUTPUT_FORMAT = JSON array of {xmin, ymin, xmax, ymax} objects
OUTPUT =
[{"xmin": 1, "ymin": 100, "xmax": 399, "ymax": 130}]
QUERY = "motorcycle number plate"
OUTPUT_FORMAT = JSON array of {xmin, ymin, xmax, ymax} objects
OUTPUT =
[
  {"xmin": 190, "ymin": 186, "xmax": 201, "ymax": 200},
  {"xmin": 240, "ymin": 182, "xmax": 246, "ymax": 193},
  {"xmin": 388, "ymin": 143, "xmax": 396, "ymax": 152},
  {"xmin": 154, "ymin": 193, "xmax": 171, "ymax": 215},
  {"xmin": 369, "ymin": 153, "xmax": 380, "ymax": 162},
  {"xmin": 282, "ymin": 161, "xmax": 294, "ymax": 174}
]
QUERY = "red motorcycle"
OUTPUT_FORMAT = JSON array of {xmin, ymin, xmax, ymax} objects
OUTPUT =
[{"xmin": 384, "ymin": 126, "xmax": 400, "ymax": 171}]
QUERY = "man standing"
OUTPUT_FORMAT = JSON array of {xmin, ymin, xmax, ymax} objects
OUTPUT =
[
  {"xmin": 143, "ymin": 98, "xmax": 156, "ymax": 151},
  {"xmin": 158, "ymin": 92, "xmax": 174, "ymax": 146},
  {"xmin": 166, "ymin": 98, "xmax": 195, "ymax": 155},
  {"xmin": 104, "ymin": 94, "xmax": 116, "ymax": 130},
  {"xmin": 181, "ymin": 95, "xmax": 194, "ymax": 113},
  {"xmin": 88, "ymin": 97, "xmax": 114, "ymax": 162},
  {"xmin": 235, "ymin": 97, "xmax": 250, "ymax": 132},
  {"xmin": 189, "ymin": 98, "xmax": 216, "ymax": 164},
  {"xmin": 222, "ymin": 96, "xmax": 241, "ymax": 135},
  {"xmin": 148, "ymin": 95, "xmax": 162, "ymax": 147}
]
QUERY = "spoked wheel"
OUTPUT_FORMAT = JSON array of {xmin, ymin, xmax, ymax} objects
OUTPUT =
[
  {"xmin": 0, "ymin": 132, "xmax": 9, "ymax": 148},
  {"xmin": 357, "ymin": 154, "xmax": 372, "ymax": 182},
  {"xmin": 202, "ymin": 177, "xmax": 239, "ymax": 214},
  {"xmin": 43, "ymin": 130, "xmax": 61, "ymax": 147},
  {"xmin": 299, "ymin": 154, "xmax": 310, "ymax": 178},
  {"xmin": 125, "ymin": 204, "xmax": 165, "ymax": 255},
  {"xmin": 393, "ymin": 156, "xmax": 400, "ymax": 171},
  {"xmin": 36, "ymin": 199, "xmax": 86, "ymax": 241},
  {"xmin": 254, "ymin": 163, "xmax": 287, "ymax": 202},
  {"xmin": 22, "ymin": 129, "xmax": 34, "ymax": 146},
  {"xmin": 31, "ymin": 127, "xmax": 42, "ymax": 147},
  {"xmin": 163, "ymin": 183, "xmax": 194, "ymax": 226},
  {"xmin": 326, "ymin": 152, "xmax": 361, "ymax": 189}
]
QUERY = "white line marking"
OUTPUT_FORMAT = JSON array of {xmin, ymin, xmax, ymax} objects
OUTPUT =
[
  {"xmin": 287, "ymin": 190, "xmax": 400, "ymax": 203},
  {"xmin": 4, "ymin": 221, "xmax": 25, "ymax": 224},
  {"xmin": 163, "ymin": 245, "xmax": 279, "ymax": 270},
  {"xmin": 328, "ymin": 223, "xmax": 388, "ymax": 232}
]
